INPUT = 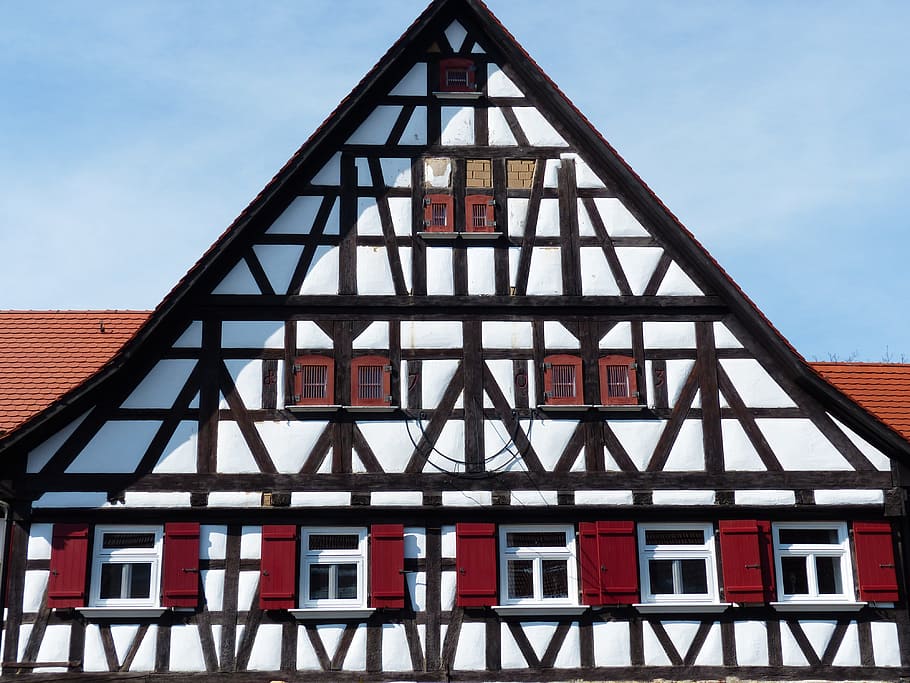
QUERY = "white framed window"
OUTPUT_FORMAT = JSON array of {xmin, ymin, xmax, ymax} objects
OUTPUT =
[
  {"xmin": 90, "ymin": 526, "xmax": 163, "ymax": 608},
  {"xmin": 772, "ymin": 522, "xmax": 853, "ymax": 602},
  {"xmin": 300, "ymin": 528, "xmax": 367, "ymax": 608},
  {"xmin": 498, "ymin": 525, "xmax": 577, "ymax": 605},
  {"xmin": 638, "ymin": 523, "xmax": 719, "ymax": 605}
]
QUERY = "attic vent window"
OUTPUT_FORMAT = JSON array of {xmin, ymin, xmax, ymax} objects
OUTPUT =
[
  {"xmin": 291, "ymin": 355, "xmax": 335, "ymax": 406},
  {"xmin": 439, "ymin": 57, "xmax": 476, "ymax": 93},
  {"xmin": 350, "ymin": 355, "xmax": 392, "ymax": 407}
]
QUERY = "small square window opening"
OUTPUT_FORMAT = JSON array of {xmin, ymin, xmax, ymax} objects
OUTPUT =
[
  {"xmin": 638, "ymin": 523, "xmax": 719, "ymax": 605},
  {"xmin": 772, "ymin": 522, "xmax": 853, "ymax": 603},
  {"xmin": 498, "ymin": 525, "xmax": 577, "ymax": 606},
  {"xmin": 301, "ymin": 528, "xmax": 367, "ymax": 608},
  {"xmin": 90, "ymin": 526, "xmax": 163, "ymax": 608}
]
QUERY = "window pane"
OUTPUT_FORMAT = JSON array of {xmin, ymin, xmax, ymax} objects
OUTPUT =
[
  {"xmin": 100, "ymin": 563, "xmax": 125, "ymax": 599},
  {"xmin": 648, "ymin": 560, "xmax": 675, "ymax": 594},
  {"xmin": 102, "ymin": 533, "xmax": 155, "ymax": 549},
  {"xmin": 815, "ymin": 556, "xmax": 843, "ymax": 595},
  {"xmin": 308, "ymin": 534, "xmax": 359, "ymax": 551},
  {"xmin": 778, "ymin": 528, "xmax": 839, "ymax": 545},
  {"xmin": 679, "ymin": 559, "xmax": 708, "ymax": 594},
  {"xmin": 644, "ymin": 529, "xmax": 705, "ymax": 546},
  {"xmin": 541, "ymin": 560, "xmax": 568, "ymax": 599},
  {"xmin": 358, "ymin": 365, "xmax": 384, "ymax": 400},
  {"xmin": 127, "ymin": 563, "xmax": 152, "ymax": 599},
  {"xmin": 507, "ymin": 560, "xmax": 534, "ymax": 600},
  {"xmin": 309, "ymin": 565, "xmax": 330, "ymax": 600},
  {"xmin": 505, "ymin": 531, "xmax": 565, "ymax": 548},
  {"xmin": 336, "ymin": 564, "xmax": 359, "ymax": 600},
  {"xmin": 781, "ymin": 556, "xmax": 809, "ymax": 595},
  {"xmin": 550, "ymin": 365, "xmax": 576, "ymax": 398}
]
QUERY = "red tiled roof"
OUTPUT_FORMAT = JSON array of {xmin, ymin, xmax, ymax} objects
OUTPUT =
[
  {"xmin": 811, "ymin": 362, "xmax": 910, "ymax": 440},
  {"xmin": 0, "ymin": 311, "xmax": 150, "ymax": 437}
]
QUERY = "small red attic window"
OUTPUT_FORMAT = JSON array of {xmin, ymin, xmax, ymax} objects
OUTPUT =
[
  {"xmin": 293, "ymin": 355, "xmax": 334, "ymax": 405},
  {"xmin": 543, "ymin": 354, "xmax": 582, "ymax": 405},
  {"xmin": 351, "ymin": 355, "xmax": 392, "ymax": 407},
  {"xmin": 465, "ymin": 195, "xmax": 495, "ymax": 232},
  {"xmin": 599, "ymin": 355, "xmax": 638, "ymax": 405},
  {"xmin": 439, "ymin": 57, "xmax": 476, "ymax": 92},
  {"xmin": 423, "ymin": 194, "xmax": 454, "ymax": 232}
]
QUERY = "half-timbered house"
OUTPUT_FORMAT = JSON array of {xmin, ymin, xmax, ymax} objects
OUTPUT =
[{"xmin": 1, "ymin": 0, "xmax": 908, "ymax": 680}]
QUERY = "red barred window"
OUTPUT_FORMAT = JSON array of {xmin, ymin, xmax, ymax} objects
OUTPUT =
[
  {"xmin": 598, "ymin": 355, "xmax": 638, "ymax": 405},
  {"xmin": 439, "ymin": 57, "xmax": 476, "ymax": 92},
  {"xmin": 543, "ymin": 354, "xmax": 582, "ymax": 405},
  {"xmin": 423, "ymin": 194, "xmax": 454, "ymax": 232},
  {"xmin": 465, "ymin": 194, "xmax": 495, "ymax": 232},
  {"xmin": 293, "ymin": 355, "xmax": 334, "ymax": 405},
  {"xmin": 351, "ymin": 355, "xmax": 392, "ymax": 407}
]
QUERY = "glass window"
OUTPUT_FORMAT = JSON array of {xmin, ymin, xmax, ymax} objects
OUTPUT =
[
  {"xmin": 90, "ymin": 526, "xmax": 162, "ymax": 607},
  {"xmin": 638, "ymin": 523, "xmax": 719, "ymax": 604},
  {"xmin": 499, "ymin": 525, "xmax": 576, "ymax": 605},
  {"xmin": 773, "ymin": 522, "xmax": 852, "ymax": 602},
  {"xmin": 300, "ymin": 528, "xmax": 367, "ymax": 608}
]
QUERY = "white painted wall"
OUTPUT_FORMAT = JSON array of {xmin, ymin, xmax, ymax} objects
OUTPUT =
[
  {"xmin": 347, "ymin": 106, "xmax": 402, "ymax": 145},
  {"xmin": 389, "ymin": 63, "xmax": 427, "ymax": 96},
  {"xmin": 66, "ymin": 420, "xmax": 160, "ymax": 474},
  {"xmin": 488, "ymin": 108, "xmax": 518, "ymax": 146},
  {"xmin": 222, "ymin": 321, "xmax": 284, "ymax": 349},
  {"xmin": 487, "ymin": 64, "xmax": 524, "ymax": 97},
  {"xmin": 298, "ymin": 246, "xmax": 339, "ymax": 295},
  {"xmin": 511, "ymin": 107, "xmax": 568, "ymax": 146}
]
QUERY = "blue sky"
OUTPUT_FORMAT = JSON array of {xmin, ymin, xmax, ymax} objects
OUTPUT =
[{"xmin": 1, "ymin": 0, "xmax": 908, "ymax": 361}]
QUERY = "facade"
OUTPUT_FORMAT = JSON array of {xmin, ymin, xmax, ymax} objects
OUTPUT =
[{"xmin": 0, "ymin": 0, "xmax": 908, "ymax": 680}]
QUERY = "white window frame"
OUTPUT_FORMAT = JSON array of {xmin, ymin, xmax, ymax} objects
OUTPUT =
[
  {"xmin": 89, "ymin": 525, "xmax": 163, "ymax": 608},
  {"xmin": 300, "ymin": 527, "xmax": 367, "ymax": 609},
  {"xmin": 498, "ymin": 525, "xmax": 578, "ymax": 606},
  {"xmin": 772, "ymin": 521, "xmax": 853, "ymax": 603},
  {"xmin": 638, "ymin": 522, "xmax": 719, "ymax": 605}
]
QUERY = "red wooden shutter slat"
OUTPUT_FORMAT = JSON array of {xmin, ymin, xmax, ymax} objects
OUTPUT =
[
  {"xmin": 853, "ymin": 521, "xmax": 899, "ymax": 602},
  {"xmin": 47, "ymin": 523, "xmax": 90, "ymax": 608},
  {"xmin": 162, "ymin": 522, "xmax": 200, "ymax": 608},
  {"xmin": 370, "ymin": 524, "xmax": 405, "ymax": 608},
  {"xmin": 719, "ymin": 520, "xmax": 773, "ymax": 604},
  {"xmin": 598, "ymin": 521, "xmax": 638, "ymax": 604},
  {"xmin": 578, "ymin": 522, "xmax": 602, "ymax": 605},
  {"xmin": 260, "ymin": 525, "xmax": 297, "ymax": 609},
  {"xmin": 456, "ymin": 523, "xmax": 497, "ymax": 606}
]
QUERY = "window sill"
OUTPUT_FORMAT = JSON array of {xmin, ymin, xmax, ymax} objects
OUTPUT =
[
  {"xmin": 771, "ymin": 601, "xmax": 867, "ymax": 613},
  {"xmin": 492, "ymin": 604, "xmax": 588, "ymax": 617},
  {"xmin": 417, "ymin": 231, "xmax": 503, "ymax": 240},
  {"xmin": 76, "ymin": 607, "xmax": 168, "ymax": 619},
  {"xmin": 459, "ymin": 231, "xmax": 501, "ymax": 240},
  {"xmin": 432, "ymin": 91, "xmax": 483, "ymax": 100},
  {"xmin": 538, "ymin": 404, "xmax": 595, "ymax": 412},
  {"xmin": 596, "ymin": 404, "xmax": 646, "ymax": 412},
  {"xmin": 343, "ymin": 405, "xmax": 396, "ymax": 413},
  {"xmin": 286, "ymin": 405, "xmax": 342, "ymax": 413},
  {"xmin": 289, "ymin": 608, "xmax": 375, "ymax": 620},
  {"xmin": 634, "ymin": 602, "xmax": 731, "ymax": 614}
]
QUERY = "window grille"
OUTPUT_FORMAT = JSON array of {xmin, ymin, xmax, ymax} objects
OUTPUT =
[
  {"xmin": 298, "ymin": 365, "xmax": 328, "ymax": 400},
  {"xmin": 550, "ymin": 364, "xmax": 576, "ymax": 399},
  {"xmin": 358, "ymin": 365, "xmax": 384, "ymax": 401}
]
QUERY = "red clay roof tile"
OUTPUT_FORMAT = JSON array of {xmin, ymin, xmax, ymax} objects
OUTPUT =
[
  {"xmin": 0, "ymin": 311, "xmax": 149, "ymax": 437},
  {"xmin": 811, "ymin": 362, "xmax": 910, "ymax": 440}
]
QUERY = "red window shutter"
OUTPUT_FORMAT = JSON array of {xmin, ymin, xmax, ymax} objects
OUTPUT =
[
  {"xmin": 596, "ymin": 521, "xmax": 639, "ymax": 604},
  {"xmin": 719, "ymin": 520, "xmax": 773, "ymax": 604},
  {"xmin": 465, "ymin": 194, "xmax": 495, "ymax": 232},
  {"xmin": 423, "ymin": 194, "xmax": 454, "ymax": 232},
  {"xmin": 578, "ymin": 522, "xmax": 602, "ymax": 605},
  {"xmin": 439, "ymin": 57, "xmax": 476, "ymax": 92},
  {"xmin": 351, "ymin": 355, "xmax": 392, "ymax": 407},
  {"xmin": 47, "ymin": 524, "xmax": 89, "ymax": 608},
  {"xmin": 260, "ymin": 525, "xmax": 297, "ymax": 609},
  {"xmin": 162, "ymin": 522, "xmax": 200, "ymax": 608},
  {"xmin": 598, "ymin": 355, "xmax": 638, "ymax": 405},
  {"xmin": 543, "ymin": 354, "xmax": 583, "ymax": 405},
  {"xmin": 293, "ymin": 355, "xmax": 334, "ymax": 405},
  {"xmin": 456, "ymin": 523, "xmax": 497, "ymax": 606},
  {"xmin": 853, "ymin": 521, "xmax": 899, "ymax": 602},
  {"xmin": 370, "ymin": 524, "xmax": 405, "ymax": 608}
]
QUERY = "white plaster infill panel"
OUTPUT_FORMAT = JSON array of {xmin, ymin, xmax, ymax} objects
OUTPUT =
[
  {"xmin": 269, "ymin": 196, "xmax": 339, "ymax": 236},
  {"xmin": 442, "ymin": 491, "xmax": 492, "ymax": 507},
  {"xmin": 580, "ymin": 247, "xmax": 621, "ymax": 296},
  {"xmin": 27, "ymin": 411, "xmax": 89, "ymax": 473},
  {"xmin": 829, "ymin": 415, "xmax": 893, "ymax": 471},
  {"xmin": 467, "ymin": 247, "xmax": 495, "ymax": 295},
  {"xmin": 420, "ymin": 359, "xmax": 460, "ymax": 409},
  {"xmin": 591, "ymin": 197, "xmax": 649, "ymax": 237},
  {"xmin": 615, "ymin": 247, "xmax": 663, "ymax": 295},
  {"xmin": 482, "ymin": 321, "xmax": 532, "ymax": 348},
  {"xmin": 600, "ymin": 321, "xmax": 632, "ymax": 349},
  {"xmin": 814, "ymin": 489, "xmax": 884, "ymax": 505},
  {"xmin": 535, "ymin": 197, "xmax": 560, "ymax": 236},
  {"xmin": 389, "ymin": 63, "xmax": 427, "ymax": 96},
  {"xmin": 441, "ymin": 106, "xmax": 475, "ymax": 146},
  {"xmin": 212, "ymin": 261, "xmax": 259, "ymax": 295},
  {"xmin": 399, "ymin": 106, "xmax": 427, "ymax": 145},
  {"xmin": 426, "ymin": 246, "xmax": 454, "ymax": 295},
  {"xmin": 356, "ymin": 421, "xmax": 415, "ymax": 473},
  {"xmin": 122, "ymin": 492, "xmax": 192, "ymax": 508},
  {"xmin": 444, "ymin": 20, "xmax": 468, "ymax": 51},
  {"xmin": 526, "ymin": 247, "xmax": 563, "ymax": 295},
  {"xmin": 510, "ymin": 490, "xmax": 558, "ymax": 506},
  {"xmin": 719, "ymin": 359, "xmax": 796, "ymax": 408},
  {"xmin": 33, "ymin": 492, "xmax": 108, "ymax": 508},
  {"xmin": 208, "ymin": 492, "xmax": 261, "ymax": 507},
  {"xmin": 346, "ymin": 106, "xmax": 402, "ymax": 145},
  {"xmin": 657, "ymin": 261, "xmax": 704, "ymax": 296},
  {"xmin": 371, "ymin": 491, "xmax": 423, "ymax": 506},
  {"xmin": 511, "ymin": 107, "xmax": 568, "ymax": 146},
  {"xmin": 298, "ymin": 246, "xmax": 339, "ymax": 295},
  {"xmin": 487, "ymin": 64, "xmax": 524, "ymax": 97},
  {"xmin": 734, "ymin": 490, "xmax": 796, "ymax": 506},
  {"xmin": 353, "ymin": 321, "xmax": 389, "ymax": 349},
  {"xmin": 224, "ymin": 359, "xmax": 263, "ymax": 409},
  {"xmin": 544, "ymin": 321, "xmax": 578, "ymax": 349},
  {"xmin": 576, "ymin": 490, "xmax": 634, "ymax": 505},
  {"xmin": 401, "ymin": 320, "xmax": 462, "ymax": 349},
  {"xmin": 721, "ymin": 419, "xmax": 767, "ymax": 471},
  {"xmin": 488, "ymin": 108, "xmax": 518, "ymax": 146},
  {"xmin": 643, "ymin": 321, "xmax": 697, "ymax": 349},
  {"xmin": 571, "ymin": 154, "xmax": 607, "ymax": 189},
  {"xmin": 173, "ymin": 321, "xmax": 202, "ymax": 348},
  {"xmin": 257, "ymin": 421, "xmax": 327, "ymax": 473},
  {"xmin": 291, "ymin": 491, "xmax": 352, "ymax": 507},
  {"xmin": 66, "ymin": 421, "xmax": 160, "ymax": 474},
  {"xmin": 388, "ymin": 197, "xmax": 412, "ymax": 236},
  {"xmin": 652, "ymin": 490, "xmax": 716, "ymax": 505},
  {"xmin": 216, "ymin": 422, "xmax": 259, "ymax": 473},
  {"xmin": 356, "ymin": 246, "xmax": 396, "ymax": 295},
  {"xmin": 608, "ymin": 419, "xmax": 665, "ymax": 471},
  {"xmin": 593, "ymin": 620, "xmax": 632, "ymax": 667},
  {"xmin": 221, "ymin": 321, "xmax": 284, "ymax": 349},
  {"xmin": 757, "ymin": 418, "xmax": 853, "ymax": 471},
  {"xmin": 526, "ymin": 419, "xmax": 578, "ymax": 472},
  {"xmin": 170, "ymin": 624, "xmax": 206, "ymax": 672},
  {"xmin": 379, "ymin": 158, "xmax": 412, "ymax": 189},
  {"xmin": 253, "ymin": 244, "xmax": 304, "ymax": 295},
  {"xmin": 382, "ymin": 623, "xmax": 412, "ymax": 672},
  {"xmin": 248, "ymin": 623, "xmax": 282, "ymax": 671},
  {"xmin": 310, "ymin": 153, "xmax": 340, "ymax": 186},
  {"xmin": 870, "ymin": 621, "xmax": 901, "ymax": 666},
  {"xmin": 734, "ymin": 620, "xmax": 769, "ymax": 666},
  {"xmin": 453, "ymin": 621, "xmax": 486, "ymax": 670},
  {"xmin": 295, "ymin": 320, "xmax": 333, "ymax": 349}
]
